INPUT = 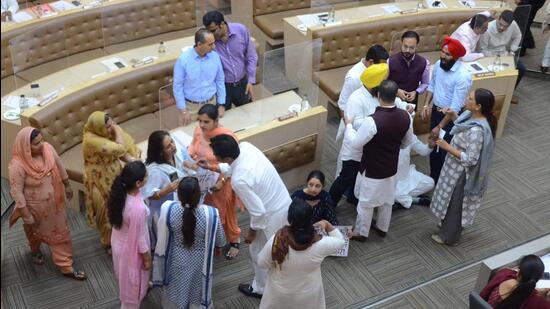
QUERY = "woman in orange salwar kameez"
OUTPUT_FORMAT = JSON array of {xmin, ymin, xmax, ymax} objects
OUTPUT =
[
  {"xmin": 9, "ymin": 127, "xmax": 86, "ymax": 280},
  {"xmin": 186, "ymin": 104, "xmax": 243, "ymax": 259}
]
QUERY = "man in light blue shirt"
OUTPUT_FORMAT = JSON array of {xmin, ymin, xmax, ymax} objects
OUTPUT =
[
  {"xmin": 173, "ymin": 28, "xmax": 226, "ymax": 126},
  {"xmin": 422, "ymin": 36, "xmax": 472, "ymax": 183}
]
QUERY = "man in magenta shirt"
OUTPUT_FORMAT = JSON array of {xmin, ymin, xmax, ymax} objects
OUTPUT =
[{"xmin": 203, "ymin": 11, "xmax": 258, "ymax": 109}]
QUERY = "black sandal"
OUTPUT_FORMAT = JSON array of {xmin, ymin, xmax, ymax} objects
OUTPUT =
[
  {"xmin": 62, "ymin": 270, "xmax": 87, "ymax": 281},
  {"xmin": 224, "ymin": 242, "xmax": 240, "ymax": 260},
  {"xmin": 31, "ymin": 252, "xmax": 45, "ymax": 265}
]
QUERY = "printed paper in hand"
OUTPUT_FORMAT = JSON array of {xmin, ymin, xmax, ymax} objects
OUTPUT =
[
  {"xmin": 536, "ymin": 253, "xmax": 550, "ymax": 289},
  {"xmin": 436, "ymin": 128, "xmax": 446, "ymax": 152},
  {"xmin": 330, "ymin": 226, "xmax": 352, "ymax": 257}
]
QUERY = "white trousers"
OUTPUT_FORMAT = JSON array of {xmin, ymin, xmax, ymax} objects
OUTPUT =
[
  {"xmin": 354, "ymin": 202, "xmax": 393, "ymax": 237},
  {"xmin": 543, "ymin": 38, "xmax": 550, "ymax": 67}
]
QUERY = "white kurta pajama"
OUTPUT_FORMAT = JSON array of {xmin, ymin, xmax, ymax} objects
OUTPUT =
[
  {"xmin": 345, "ymin": 108, "xmax": 414, "ymax": 237},
  {"xmin": 230, "ymin": 142, "xmax": 291, "ymax": 294},
  {"xmin": 257, "ymin": 229, "xmax": 346, "ymax": 309},
  {"xmin": 395, "ymin": 135, "xmax": 434, "ymax": 208}
]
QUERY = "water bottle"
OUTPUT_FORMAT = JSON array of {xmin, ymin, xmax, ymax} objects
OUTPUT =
[
  {"xmin": 30, "ymin": 83, "xmax": 40, "ymax": 99},
  {"xmin": 300, "ymin": 94, "xmax": 310, "ymax": 112},
  {"xmin": 158, "ymin": 42, "xmax": 166, "ymax": 55},
  {"xmin": 19, "ymin": 95, "xmax": 29, "ymax": 113},
  {"xmin": 492, "ymin": 54, "xmax": 502, "ymax": 72},
  {"xmin": 329, "ymin": 6, "xmax": 336, "ymax": 23}
]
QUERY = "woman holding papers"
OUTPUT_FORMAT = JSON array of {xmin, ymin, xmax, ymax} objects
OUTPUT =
[
  {"xmin": 83, "ymin": 111, "xmax": 140, "ymax": 253},
  {"xmin": 142, "ymin": 130, "xmax": 184, "ymax": 249},
  {"xmin": 291, "ymin": 170, "xmax": 338, "ymax": 226},
  {"xmin": 257, "ymin": 199, "xmax": 345, "ymax": 309},
  {"xmin": 430, "ymin": 89, "xmax": 496, "ymax": 246},
  {"xmin": 187, "ymin": 104, "xmax": 244, "ymax": 260},
  {"xmin": 153, "ymin": 177, "xmax": 226, "ymax": 309}
]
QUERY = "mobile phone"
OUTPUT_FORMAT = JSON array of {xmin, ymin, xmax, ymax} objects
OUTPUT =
[
  {"xmin": 114, "ymin": 61, "xmax": 125, "ymax": 69},
  {"xmin": 433, "ymin": 1, "xmax": 441, "ymax": 6},
  {"xmin": 72, "ymin": 0, "xmax": 81, "ymax": 5},
  {"xmin": 471, "ymin": 64, "xmax": 483, "ymax": 71},
  {"xmin": 169, "ymin": 172, "xmax": 178, "ymax": 182}
]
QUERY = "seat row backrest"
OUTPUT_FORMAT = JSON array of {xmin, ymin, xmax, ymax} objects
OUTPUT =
[
  {"xmin": 311, "ymin": 11, "xmax": 477, "ymax": 71},
  {"xmin": 1, "ymin": 0, "xmax": 196, "ymax": 79},
  {"xmin": 28, "ymin": 61, "xmax": 174, "ymax": 156},
  {"xmin": 253, "ymin": 0, "xmax": 311, "ymax": 16}
]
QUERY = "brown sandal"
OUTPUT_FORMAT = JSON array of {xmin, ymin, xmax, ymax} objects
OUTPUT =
[{"xmin": 63, "ymin": 270, "xmax": 87, "ymax": 281}]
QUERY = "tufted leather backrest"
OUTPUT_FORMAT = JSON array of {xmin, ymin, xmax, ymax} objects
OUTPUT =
[
  {"xmin": 1, "ymin": 0, "xmax": 195, "ymax": 78},
  {"xmin": 101, "ymin": 0, "xmax": 196, "ymax": 46},
  {"xmin": 264, "ymin": 133, "xmax": 317, "ymax": 173},
  {"xmin": 311, "ymin": 11, "xmax": 475, "ymax": 71},
  {"xmin": 253, "ymin": 0, "xmax": 311, "ymax": 16},
  {"xmin": 28, "ymin": 61, "xmax": 174, "ymax": 155}
]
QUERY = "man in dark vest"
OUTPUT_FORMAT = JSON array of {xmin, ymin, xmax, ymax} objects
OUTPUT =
[
  {"xmin": 388, "ymin": 31, "xmax": 430, "ymax": 108},
  {"xmin": 344, "ymin": 80, "xmax": 414, "ymax": 242}
]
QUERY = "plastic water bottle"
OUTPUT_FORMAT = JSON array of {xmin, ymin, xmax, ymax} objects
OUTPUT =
[
  {"xmin": 329, "ymin": 6, "xmax": 336, "ymax": 23},
  {"xmin": 158, "ymin": 42, "xmax": 166, "ymax": 55},
  {"xmin": 492, "ymin": 54, "xmax": 502, "ymax": 72},
  {"xmin": 19, "ymin": 95, "xmax": 29, "ymax": 113},
  {"xmin": 300, "ymin": 94, "xmax": 310, "ymax": 112}
]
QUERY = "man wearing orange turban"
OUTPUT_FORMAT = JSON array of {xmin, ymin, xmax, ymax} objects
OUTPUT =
[{"xmin": 421, "ymin": 35, "xmax": 472, "ymax": 184}]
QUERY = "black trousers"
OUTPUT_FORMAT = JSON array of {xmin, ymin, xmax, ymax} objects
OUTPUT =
[
  {"xmin": 224, "ymin": 76, "xmax": 251, "ymax": 110},
  {"xmin": 429, "ymin": 106, "xmax": 454, "ymax": 184},
  {"xmin": 329, "ymin": 160, "xmax": 360, "ymax": 206}
]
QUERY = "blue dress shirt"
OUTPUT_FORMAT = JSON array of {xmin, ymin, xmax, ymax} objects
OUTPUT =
[
  {"xmin": 427, "ymin": 60, "xmax": 473, "ymax": 113},
  {"xmin": 172, "ymin": 48, "xmax": 226, "ymax": 109}
]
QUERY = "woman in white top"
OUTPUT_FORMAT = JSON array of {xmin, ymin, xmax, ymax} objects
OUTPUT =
[{"xmin": 257, "ymin": 199, "xmax": 345, "ymax": 309}]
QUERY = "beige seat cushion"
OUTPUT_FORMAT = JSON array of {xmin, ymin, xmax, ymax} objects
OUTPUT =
[
  {"xmin": 313, "ymin": 65, "xmax": 351, "ymax": 102},
  {"xmin": 61, "ymin": 112, "xmax": 161, "ymax": 183}
]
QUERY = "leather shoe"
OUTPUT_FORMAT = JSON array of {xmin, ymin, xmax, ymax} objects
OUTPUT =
[
  {"xmin": 511, "ymin": 95, "xmax": 519, "ymax": 105},
  {"xmin": 238, "ymin": 283, "xmax": 262, "ymax": 299},
  {"xmin": 350, "ymin": 235, "xmax": 368, "ymax": 242},
  {"xmin": 372, "ymin": 226, "xmax": 387, "ymax": 238}
]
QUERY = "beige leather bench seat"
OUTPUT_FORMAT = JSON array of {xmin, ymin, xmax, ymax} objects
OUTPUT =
[{"xmin": 254, "ymin": 1, "xmax": 360, "ymax": 40}]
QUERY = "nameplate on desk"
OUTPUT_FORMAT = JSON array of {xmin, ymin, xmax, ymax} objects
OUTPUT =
[
  {"xmin": 474, "ymin": 71, "xmax": 496, "ymax": 78},
  {"xmin": 278, "ymin": 112, "xmax": 298, "ymax": 121}
]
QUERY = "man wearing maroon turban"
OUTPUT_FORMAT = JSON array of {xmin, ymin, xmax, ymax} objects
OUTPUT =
[{"xmin": 421, "ymin": 36, "xmax": 472, "ymax": 184}]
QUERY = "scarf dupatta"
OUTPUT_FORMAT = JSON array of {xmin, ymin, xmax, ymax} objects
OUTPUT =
[
  {"xmin": 9, "ymin": 127, "xmax": 65, "ymax": 226},
  {"xmin": 450, "ymin": 111, "xmax": 495, "ymax": 195},
  {"xmin": 271, "ymin": 226, "xmax": 321, "ymax": 267}
]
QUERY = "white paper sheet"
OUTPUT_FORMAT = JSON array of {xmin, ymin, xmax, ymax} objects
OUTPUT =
[
  {"xmin": 1, "ymin": 96, "xmax": 39, "ymax": 109},
  {"xmin": 12, "ymin": 11, "xmax": 34, "ymax": 23},
  {"xmin": 297, "ymin": 13, "xmax": 322, "ymax": 27},
  {"xmin": 458, "ymin": 0, "xmax": 476, "ymax": 8},
  {"xmin": 465, "ymin": 61, "xmax": 488, "ymax": 73},
  {"xmin": 536, "ymin": 253, "xmax": 550, "ymax": 288},
  {"xmin": 381, "ymin": 5, "xmax": 401, "ymax": 14},
  {"xmin": 330, "ymin": 226, "xmax": 352, "ymax": 257},
  {"xmin": 50, "ymin": 1, "xmax": 77, "ymax": 11},
  {"xmin": 101, "ymin": 57, "xmax": 127, "ymax": 72}
]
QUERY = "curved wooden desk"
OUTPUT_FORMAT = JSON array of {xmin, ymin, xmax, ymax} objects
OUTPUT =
[{"xmin": 1, "ymin": 0, "xmax": 197, "ymax": 96}]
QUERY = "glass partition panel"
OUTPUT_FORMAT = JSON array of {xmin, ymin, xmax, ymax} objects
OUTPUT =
[
  {"xmin": 158, "ymin": 82, "xmax": 179, "ymax": 131},
  {"xmin": 8, "ymin": 19, "xmax": 83, "ymax": 101},
  {"xmin": 262, "ymin": 38, "xmax": 321, "ymax": 110}
]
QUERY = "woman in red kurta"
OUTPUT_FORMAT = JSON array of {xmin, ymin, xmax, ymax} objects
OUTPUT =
[
  {"xmin": 9, "ymin": 127, "xmax": 86, "ymax": 280},
  {"xmin": 186, "ymin": 104, "xmax": 244, "ymax": 259},
  {"xmin": 480, "ymin": 254, "xmax": 550, "ymax": 308}
]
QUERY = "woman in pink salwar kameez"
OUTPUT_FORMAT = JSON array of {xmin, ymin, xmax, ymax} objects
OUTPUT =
[{"xmin": 108, "ymin": 161, "xmax": 152, "ymax": 309}]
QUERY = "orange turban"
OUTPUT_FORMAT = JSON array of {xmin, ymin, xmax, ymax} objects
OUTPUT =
[{"xmin": 442, "ymin": 35, "xmax": 466, "ymax": 59}]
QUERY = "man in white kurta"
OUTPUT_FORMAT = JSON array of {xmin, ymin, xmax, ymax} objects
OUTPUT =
[
  {"xmin": 395, "ymin": 135, "xmax": 434, "ymax": 209},
  {"xmin": 345, "ymin": 80, "xmax": 414, "ymax": 240},
  {"xmin": 335, "ymin": 45, "xmax": 389, "ymax": 142},
  {"xmin": 451, "ymin": 11, "xmax": 491, "ymax": 62},
  {"xmin": 209, "ymin": 135, "xmax": 291, "ymax": 298}
]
